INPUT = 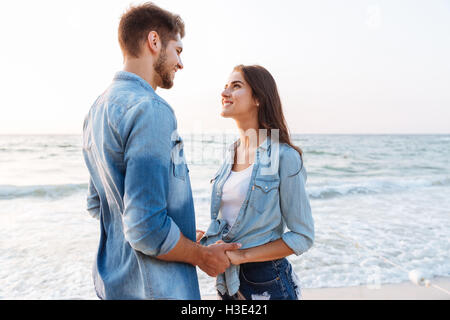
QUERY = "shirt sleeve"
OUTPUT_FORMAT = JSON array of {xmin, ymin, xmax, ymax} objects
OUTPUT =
[
  {"xmin": 118, "ymin": 99, "xmax": 181, "ymax": 257},
  {"xmin": 87, "ymin": 178, "xmax": 100, "ymax": 220},
  {"xmin": 279, "ymin": 148, "xmax": 315, "ymax": 256}
]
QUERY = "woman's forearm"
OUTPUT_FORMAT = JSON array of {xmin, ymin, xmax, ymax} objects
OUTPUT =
[{"xmin": 240, "ymin": 239, "xmax": 294, "ymax": 264}]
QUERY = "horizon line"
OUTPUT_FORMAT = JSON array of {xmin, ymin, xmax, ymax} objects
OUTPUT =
[{"xmin": 1, "ymin": 132, "xmax": 449, "ymax": 136}]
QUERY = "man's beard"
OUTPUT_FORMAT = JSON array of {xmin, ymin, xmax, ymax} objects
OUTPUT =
[{"xmin": 154, "ymin": 49, "xmax": 174, "ymax": 89}]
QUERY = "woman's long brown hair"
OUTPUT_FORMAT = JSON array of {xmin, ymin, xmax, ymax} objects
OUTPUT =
[{"xmin": 234, "ymin": 64, "xmax": 303, "ymax": 159}]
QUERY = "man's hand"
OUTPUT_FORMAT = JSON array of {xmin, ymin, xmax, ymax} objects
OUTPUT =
[
  {"xmin": 197, "ymin": 241, "xmax": 241, "ymax": 277},
  {"xmin": 216, "ymin": 240, "xmax": 246, "ymax": 265}
]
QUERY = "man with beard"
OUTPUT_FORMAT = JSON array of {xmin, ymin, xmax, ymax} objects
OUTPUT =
[{"xmin": 82, "ymin": 2, "xmax": 240, "ymax": 300}]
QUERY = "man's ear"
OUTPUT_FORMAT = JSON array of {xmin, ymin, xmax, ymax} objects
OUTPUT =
[{"xmin": 146, "ymin": 31, "xmax": 161, "ymax": 54}]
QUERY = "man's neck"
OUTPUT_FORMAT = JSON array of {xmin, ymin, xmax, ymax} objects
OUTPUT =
[{"xmin": 123, "ymin": 58, "xmax": 158, "ymax": 90}]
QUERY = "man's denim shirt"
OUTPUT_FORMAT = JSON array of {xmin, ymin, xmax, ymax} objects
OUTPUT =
[
  {"xmin": 200, "ymin": 137, "xmax": 315, "ymax": 296},
  {"xmin": 82, "ymin": 71, "xmax": 200, "ymax": 300}
]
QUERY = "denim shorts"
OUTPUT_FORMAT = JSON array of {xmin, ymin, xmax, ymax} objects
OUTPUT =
[{"xmin": 217, "ymin": 258, "xmax": 301, "ymax": 300}]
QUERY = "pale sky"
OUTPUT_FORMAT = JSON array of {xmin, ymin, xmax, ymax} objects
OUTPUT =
[{"xmin": 0, "ymin": 0, "xmax": 449, "ymax": 134}]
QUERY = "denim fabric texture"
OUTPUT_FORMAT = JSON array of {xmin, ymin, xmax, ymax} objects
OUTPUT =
[
  {"xmin": 217, "ymin": 258, "xmax": 300, "ymax": 300},
  {"xmin": 82, "ymin": 71, "xmax": 200, "ymax": 300},
  {"xmin": 200, "ymin": 137, "xmax": 315, "ymax": 296}
]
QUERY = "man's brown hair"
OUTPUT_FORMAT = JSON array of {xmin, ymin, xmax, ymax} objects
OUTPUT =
[{"xmin": 118, "ymin": 2, "xmax": 185, "ymax": 58}]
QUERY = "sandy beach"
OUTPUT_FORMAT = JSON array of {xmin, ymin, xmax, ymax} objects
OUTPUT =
[{"xmin": 201, "ymin": 277, "xmax": 450, "ymax": 300}]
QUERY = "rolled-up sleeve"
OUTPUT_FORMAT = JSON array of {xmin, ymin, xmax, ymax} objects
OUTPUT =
[
  {"xmin": 119, "ymin": 100, "xmax": 181, "ymax": 257},
  {"xmin": 279, "ymin": 148, "xmax": 314, "ymax": 256},
  {"xmin": 87, "ymin": 178, "xmax": 100, "ymax": 220}
]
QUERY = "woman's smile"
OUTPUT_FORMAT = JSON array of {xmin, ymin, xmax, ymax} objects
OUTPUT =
[{"xmin": 222, "ymin": 99, "xmax": 233, "ymax": 108}]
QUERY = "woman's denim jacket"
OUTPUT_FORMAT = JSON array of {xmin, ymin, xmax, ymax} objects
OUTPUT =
[{"xmin": 200, "ymin": 137, "xmax": 315, "ymax": 296}]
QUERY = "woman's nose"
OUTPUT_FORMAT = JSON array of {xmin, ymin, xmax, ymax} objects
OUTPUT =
[{"xmin": 221, "ymin": 88, "xmax": 230, "ymax": 97}]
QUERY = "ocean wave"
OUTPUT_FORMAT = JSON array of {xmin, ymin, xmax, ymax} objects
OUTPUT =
[
  {"xmin": 322, "ymin": 165, "xmax": 360, "ymax": 173},
  {"xmin": 308, "ymin": 177, "xmax": 450, "ymax": 200},
  {"xmin": 0, "ymin": 183, "xmax": 88, "ymax": 200},
  {"xmin": 2, "ymin": 177, "xmax": 449, "ymax": 202},
  {"xmin": 308, "ymin": 185, "xmax": 373, "ymax": 199},
  {"xmin": 432, "ymin": 178, "xmax": 450, "ymax": 186},
  {"xmin": 307, "ymin": 150, "xmax": 342, "ymax": 157},
  {"xmin": 0, "ymin": 148, "xmax": 36, "ymax": 153}
]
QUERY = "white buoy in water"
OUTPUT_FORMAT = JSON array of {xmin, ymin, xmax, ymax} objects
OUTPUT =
[{"xmin": 409, "ymin": 269, "xmax": 426, "ymax": 286}]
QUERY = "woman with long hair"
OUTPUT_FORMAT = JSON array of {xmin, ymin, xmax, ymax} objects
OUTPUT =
[{"xmin": 199, "ymin": 65, "xmax": 314, "ymax": 300}]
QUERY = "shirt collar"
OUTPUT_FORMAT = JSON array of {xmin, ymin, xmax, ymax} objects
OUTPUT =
[{"xmin": 113, "ymin": 71, "xmax": 156, "ymax": 94}]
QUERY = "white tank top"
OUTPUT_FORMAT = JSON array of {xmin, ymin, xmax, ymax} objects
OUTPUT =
[{"xmin": 219, "ymin": 164, "xmax": 254, "ymax": 227}]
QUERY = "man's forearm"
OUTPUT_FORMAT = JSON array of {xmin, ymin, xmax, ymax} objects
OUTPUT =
[{"xmin": 157, "ymin": 232, "xmax": 202, "ymax": 266}]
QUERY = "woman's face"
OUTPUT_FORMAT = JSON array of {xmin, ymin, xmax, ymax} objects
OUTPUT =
[{"xmin": 221, "ymin": 70, "xmax": 259, "ymax": 120}]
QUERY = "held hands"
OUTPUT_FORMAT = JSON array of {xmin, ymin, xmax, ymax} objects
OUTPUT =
[
  {"xmin": 195, "ymin": 230, "xmax": 245, "ymax": 277},
  {"xmin": 197, "ymin": 240, "xmax": 242, "ymax": 277},
  {"xmin": 216, "ymin": 240, "xmax": 247, "ymax": 266},
  {"xmin": 157, "ymin": 231, "xmax": 245, "ymax": 277}
]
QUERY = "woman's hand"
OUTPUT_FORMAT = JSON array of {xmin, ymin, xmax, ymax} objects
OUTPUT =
[
  {"xmin": 214, "ymin": 240, "xmax": 246, "ymax": 265},
  {"xmin": 196, "ymin": 230, "xmax": 205, "ymax": 243}
]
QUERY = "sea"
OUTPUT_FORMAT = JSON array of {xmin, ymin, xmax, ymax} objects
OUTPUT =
[{"xmin": 0, "ymin": 134, "xmax": 449, "ymax": 299}]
